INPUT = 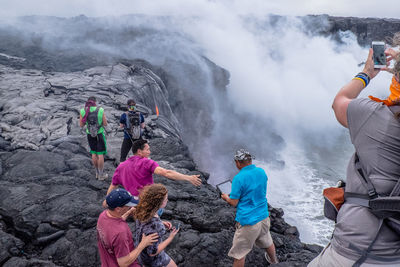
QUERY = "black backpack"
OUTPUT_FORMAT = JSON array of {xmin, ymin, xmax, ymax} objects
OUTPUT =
[
  {"xmin": 87, "ymin": 108, "xmax": 100, "ymax": 137},
  {"xmin": 126, "ymin": 111, "xmax": 141, "ymax": 139}
]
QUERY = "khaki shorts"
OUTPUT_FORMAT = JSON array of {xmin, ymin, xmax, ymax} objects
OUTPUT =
[
  {"xmin": 308, "ymin": 243, "xmax": 400, "ymax": 267},
  {"xmin": 228, "ymin": 217, "xmax": 273, "ymax": 260}
]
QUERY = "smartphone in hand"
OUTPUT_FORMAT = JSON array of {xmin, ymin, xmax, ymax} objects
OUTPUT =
[{"xmin": 372, "ymin": 41, "xmax": 386, "ymax": 68}]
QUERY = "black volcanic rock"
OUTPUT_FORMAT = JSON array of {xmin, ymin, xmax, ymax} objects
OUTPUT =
[
  {"xmin": 0, "ymin": 61, "xmax": 321, "ymax": 266},
  {"xmin": 0, "ymin": 59, "xmax": 320, "ymax": 267},
  {"xmin": 302, "ymin": 15, "xmax": 400, "ymax": 46}
]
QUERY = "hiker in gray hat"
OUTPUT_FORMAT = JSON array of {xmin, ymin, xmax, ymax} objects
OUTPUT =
[{"xmin": 221, "ymin": 149, "xmax": 278, "ymax": 266}]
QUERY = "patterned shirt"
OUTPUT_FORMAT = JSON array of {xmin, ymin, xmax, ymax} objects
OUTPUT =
[{"xmin": 134, "ymin": 217, "xmax": 171, "ymax": 267}]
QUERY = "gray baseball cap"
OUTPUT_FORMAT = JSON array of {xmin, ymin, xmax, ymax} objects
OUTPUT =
[{"xmin": 234, "ymin": 149, "xmax": 255, "ymax": 161}]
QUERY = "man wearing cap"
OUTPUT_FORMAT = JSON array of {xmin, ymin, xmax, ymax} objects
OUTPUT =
[
  {"xmin": 221, "ymin": 149, "xmax": 278, "ymax": 267},
  {"xmin": 97, "ymin": 188, "xmax": 158, "ymax": 267},
  {"xmin": 105, "ymin": 139, "xmax": 202, "ymax": 200}
]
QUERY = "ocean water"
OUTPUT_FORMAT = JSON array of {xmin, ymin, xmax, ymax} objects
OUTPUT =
[{"xmin": 259, "ymin": 137, "xmax": 352, "ymax": 246}]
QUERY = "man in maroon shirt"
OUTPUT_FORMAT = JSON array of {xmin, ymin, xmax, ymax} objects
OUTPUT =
[{"xmin": 97, "ymin": 188, "xmax": 158, "ymax": 267}]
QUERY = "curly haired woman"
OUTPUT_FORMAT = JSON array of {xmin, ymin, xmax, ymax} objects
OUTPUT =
[{"xmin": 134, "ymin": 184, "xmax": 179, "ymax": 267}]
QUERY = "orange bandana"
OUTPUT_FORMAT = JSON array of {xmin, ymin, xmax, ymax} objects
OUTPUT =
[{"xmin": 369, "ymin": 76, "xmax": 400, "ymax": 106}]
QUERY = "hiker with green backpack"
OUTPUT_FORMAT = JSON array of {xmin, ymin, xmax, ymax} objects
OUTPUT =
[
  {"xmin": 79, "ymin": 96, "xmax": 108, "ymax": 180},
  {"xmin": 309, "ymin": 37, "xmax": 400, "ymax": 266}
]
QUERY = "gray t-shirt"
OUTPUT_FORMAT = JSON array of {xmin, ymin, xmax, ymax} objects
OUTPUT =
[{"xmin": 331, "ymin": 98, "xmax": 400, "ymax": 264}]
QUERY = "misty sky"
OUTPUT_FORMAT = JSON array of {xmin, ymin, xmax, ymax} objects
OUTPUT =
[{"xmin": 0, "ymin": 0, "xmax": 399, "ymax": 19}]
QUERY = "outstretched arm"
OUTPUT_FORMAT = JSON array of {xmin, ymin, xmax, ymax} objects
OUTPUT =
[
  {"xmin": 332, "ymin": 48, "xmax": 380, "ymax": 128},
  {"xmin": 154, "ymin": 167, "xmax": 202, "ymax": 186}
]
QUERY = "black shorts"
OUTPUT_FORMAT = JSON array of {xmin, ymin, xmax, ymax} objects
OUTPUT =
[{"xmin": 87, "ymin": 132, "xmax": 107, "ymax": 155}]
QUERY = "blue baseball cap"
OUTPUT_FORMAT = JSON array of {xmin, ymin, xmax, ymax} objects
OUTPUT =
[{"xmin": 106, "ymin": 189, "xmax": 139, "ymax": 209}]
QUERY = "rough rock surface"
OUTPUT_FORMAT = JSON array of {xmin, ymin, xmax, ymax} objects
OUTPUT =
[
  {"xmin": 0, "ymin": 15, "xmax": 287, "ymax": 179},
  {"xmin": 0, "ymin": 62, "xmax": 322, "ymax": 266},
  {"xmin": 301, "ymin": 15, "xmax": 400, "ymax": 46}
]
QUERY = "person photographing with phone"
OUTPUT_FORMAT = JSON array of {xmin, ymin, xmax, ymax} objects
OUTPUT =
[
  {"xmin": 308, "ymin": 35, "xmax": 400, "ymax": 266},
  {"xmin": 221, "ymin": 149, "xmax": 278, "ymax": 267}
]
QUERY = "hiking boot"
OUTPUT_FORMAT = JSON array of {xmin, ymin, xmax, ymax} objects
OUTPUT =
[{"xmin": 98, "ymin": 173, "xmax": 108, "ymax": 181}]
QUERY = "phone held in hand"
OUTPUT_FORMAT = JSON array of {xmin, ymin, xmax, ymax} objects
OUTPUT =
[
  {"xmin": 372, "ymin": 41, "xmax": 386, "ymax": 68},
  {"xmin": 216, "ymin": 180, "xmax": 232, "ymax": 196}
]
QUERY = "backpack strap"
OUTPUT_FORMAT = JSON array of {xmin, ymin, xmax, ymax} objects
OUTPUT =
[
  {"xmin": 388, "ymin": 105, "xmax": 400, "ymax": 120},
  {"xmin": 344, "ymin": 192, "xmax": 370, "ymax": 207},
  {"xmin": 369, "ymin": 196, "xmax": 400, "ymax": 212},
  {"xmin": 123, "ymin": 129, "xmax": 134, "ymax": 142},
  {"xmin": 125, "ymin": 111, "xmax": 130, "ymax": 130},
  {"xmin": 348, "ymin": 220, "xmax": 400, "ymax": 266},
  {"xmin": 390, "ymin": 178, "xmax": 400, "ymax": 197},
  {"xmin": 351, "ymin": 220, "xmax": 384, "ymax": 267},
  {"xmin": 96, "ymin": 107, "xmax": 102, "ymax": 127},
  {"xmin": 354, "ymin": 153, "xmax": 379, "ymax": 199},
  {"xmin": 346, "ymin": 154, "xmax": 385, "ymax": 265}
]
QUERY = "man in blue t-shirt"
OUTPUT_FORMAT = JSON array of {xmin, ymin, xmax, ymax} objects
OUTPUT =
[
  {"xmin": 119, "ymin": 99, "xmax": 145, "ymax": 163},
  {"xmin": 221, "ymin": 149, "xmax": 278, "ymax": 266}
]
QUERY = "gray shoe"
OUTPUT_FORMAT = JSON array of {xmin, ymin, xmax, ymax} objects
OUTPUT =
[{"xmin": 98, "ymin": 173, "xmax": 108, "ymax": 181}]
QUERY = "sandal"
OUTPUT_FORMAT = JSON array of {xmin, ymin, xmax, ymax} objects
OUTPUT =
[{"xmin": 265, "ymin": 252, "xmax": 272, "ymax": 264}]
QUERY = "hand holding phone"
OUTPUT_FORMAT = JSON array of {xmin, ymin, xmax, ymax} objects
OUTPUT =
[
  {"xmin": 372, "ymin": 41, "xmax": 386, "ymax": 68},
  {"xmin": 169, "ymin": 224, "xmax": 180, "ymax": 240}
]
